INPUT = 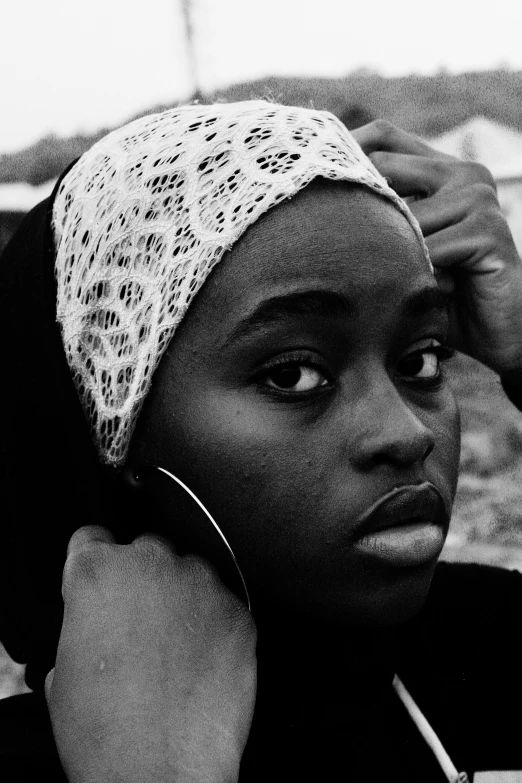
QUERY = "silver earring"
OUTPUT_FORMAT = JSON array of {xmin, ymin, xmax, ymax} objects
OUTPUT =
[{"xmin": 149, "ymin": 466, "xmax": 251, "ymax": 611}]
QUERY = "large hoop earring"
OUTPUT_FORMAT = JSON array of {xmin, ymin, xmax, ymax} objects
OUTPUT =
[{"xmin": 140, "ymin": 465, "xmax": 251, "ymax": 611}]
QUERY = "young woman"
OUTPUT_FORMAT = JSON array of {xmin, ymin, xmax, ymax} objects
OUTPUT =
[{"xmin": 1, "ymin": 103, "xmax": 522, "ymax": 782}]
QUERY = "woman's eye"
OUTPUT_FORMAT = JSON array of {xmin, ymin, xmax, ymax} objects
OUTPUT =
[
  {"xmin": 398, "ymin": 343, "xmax": 452, "ymax": 382},
  {"xmin": 264, "ymin": 364, "xmax": 328, "ymax": 393}
]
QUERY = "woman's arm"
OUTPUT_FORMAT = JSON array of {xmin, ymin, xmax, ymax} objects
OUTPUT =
[{"xmin": 45, "ymin": 526, "xmax": 257, "ymax": 783}]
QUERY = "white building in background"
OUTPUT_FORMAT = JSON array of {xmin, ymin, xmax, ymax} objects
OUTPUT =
[
  {"xmin": 488, "ymin": 156, "xmax": 522, "ymax": 252},
  {"xmin": 0, "ymin": 179, "xmax": 56, "ymax": 213},
  {"xmin": 0, "ymin": 179, "xmax": 56, "ymax": 253},
  {"xmin": 428, "ymin": 118, "xmax": 522, "ymax": 253}
]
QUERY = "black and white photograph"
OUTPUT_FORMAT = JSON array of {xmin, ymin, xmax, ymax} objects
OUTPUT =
[{"xmin": 2, "ymin": 2, "xmax": 522, "ymax": 780}]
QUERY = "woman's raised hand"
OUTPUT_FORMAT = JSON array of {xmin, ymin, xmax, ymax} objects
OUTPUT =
[
  {"xmin": 353, "ymin": 120, "xmax": 522, "ymax": 377},
  {"xmin": 45, "ymin": 526, "xmax": 257, "ymax": 783}
]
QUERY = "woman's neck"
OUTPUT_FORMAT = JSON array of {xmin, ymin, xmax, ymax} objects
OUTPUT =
[{"xmin": 254, "ymin": 612, "xmax": 400, "ymax": 707}]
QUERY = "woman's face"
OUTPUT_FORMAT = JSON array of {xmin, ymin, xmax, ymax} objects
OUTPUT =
[{"xmin": 131, "ymin": 180, "xmax": 460, "ymax": 627}]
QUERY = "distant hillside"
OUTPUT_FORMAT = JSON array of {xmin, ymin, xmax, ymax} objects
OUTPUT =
[
  {"xmin": 3, "ymin": 69, "xmax": 522, "ymax": 185},
  {"xmin": 218, "ymin": 70, "xmax": 522, "ymax": 136}
]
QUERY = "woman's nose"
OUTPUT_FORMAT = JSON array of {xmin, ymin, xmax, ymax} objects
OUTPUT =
[{"xmin": 349, "ymin": 380, "xmax": 435, "ymax": 469}]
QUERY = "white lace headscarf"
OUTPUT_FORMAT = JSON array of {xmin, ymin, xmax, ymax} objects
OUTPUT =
[{"xmin": 53, "ymin": 100, "xmax": 431, "ymax": 467}]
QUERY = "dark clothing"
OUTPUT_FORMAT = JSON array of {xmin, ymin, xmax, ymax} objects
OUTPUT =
[
  {"xmin": 1, "ymin": 561, "xmax": 521, "ymax": 782},
  {"xmin": 0, "ymin": 188, "xmax": 131, "ymax": 688}
]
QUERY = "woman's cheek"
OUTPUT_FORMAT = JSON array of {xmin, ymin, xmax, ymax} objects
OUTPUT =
[
  {"xmin": 177, "ymin": 398, "xmax": 332, "ymax": 569},
  {"xmin": 424, "ymin": 390, "xmax": 461, "ymax": 502}
]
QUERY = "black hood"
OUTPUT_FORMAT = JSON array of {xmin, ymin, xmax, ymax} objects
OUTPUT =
[{"xmin": 0, "ymin": 165, "xmax": 111, "ymax": 689}]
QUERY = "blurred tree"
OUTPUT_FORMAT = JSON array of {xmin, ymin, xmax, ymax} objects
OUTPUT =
[
  {"xmin": 4, "ymin": 70, "xmax": 522, "ymax": 186},
  {"xmin": 181, "ymin": 0, "xmax": 202, "ymax": 102},
  {"xmin": 339, "ymin": 104, "xmax": 374, "ymax": 130}
]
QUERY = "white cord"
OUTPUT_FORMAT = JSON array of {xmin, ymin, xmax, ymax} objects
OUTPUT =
[{"xmin": 392, "ymin": 674, "xmax": 469, "ymax": 783}]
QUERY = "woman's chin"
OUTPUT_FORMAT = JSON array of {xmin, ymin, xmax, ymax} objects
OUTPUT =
[
  {"xmin": 337, "ymin": 559, "xmax": 439, "ymax": 628},
  {"xmin": 252, "ymin": 558, "xmax": 438, "ymax": 630}
]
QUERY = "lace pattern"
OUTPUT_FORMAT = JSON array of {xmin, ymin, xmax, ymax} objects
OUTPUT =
[{"xmin": 53, "ymin": 101, "xmax": 431, "ymax": 466}]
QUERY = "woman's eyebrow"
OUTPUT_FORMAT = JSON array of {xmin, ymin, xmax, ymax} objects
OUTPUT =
[
  {"xmin": 224, "ymin": 290, "xmax": 354, "ymax": 346},
  {"xmin": 401, "ymin": 287, "xmax": 451, "ymax": 319}
]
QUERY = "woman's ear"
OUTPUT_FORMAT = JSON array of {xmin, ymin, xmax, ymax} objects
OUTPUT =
[
  {"xmin": 118, "ymin": 462, "xmax": 145, "ymax": 493},
  {"xmin": 99, "ymin": 461, "xmax": 152, "ymax": 542}
]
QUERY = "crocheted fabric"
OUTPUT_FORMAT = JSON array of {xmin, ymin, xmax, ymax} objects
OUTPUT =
[{"xmin": 52, "ymin": 100, "xmax": 431, "ymax": 467}]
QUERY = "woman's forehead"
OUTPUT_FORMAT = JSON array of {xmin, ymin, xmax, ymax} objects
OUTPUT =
[{"xmin": 202, "ymin": 181, "xmax": 432, "ymax": 314}]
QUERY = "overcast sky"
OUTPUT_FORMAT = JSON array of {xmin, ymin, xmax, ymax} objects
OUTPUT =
[{"xmin": 2, "ymin": 0, "xmax": 522, "ymax": 153}]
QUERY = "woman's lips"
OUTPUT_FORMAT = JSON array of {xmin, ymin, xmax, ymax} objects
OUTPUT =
[{"xmin": 353, "ymin": 482, "xmax": 449, "ymax": 568}]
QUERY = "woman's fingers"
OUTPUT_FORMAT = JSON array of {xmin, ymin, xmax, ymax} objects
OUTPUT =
[
  {"xmin": 365, "ymin": 148, "xmax": 496, "ymax": 201},
  {"xmin": 417, "ymin": 187, "xmax": 510, "ymax": 270},
  {"xmin": 352, "ymin": 120, "xmax": 444, "ymax": 158},
  {"xmin": 66, "ymin": 525, "xmax": 116, "ymax": 558},
  {"xmin": 131, "ymin": 531, "xmax": 179, "ymax": 554},
  {"xmin": 370, "ymin": 151, "xmax": 449, "ymax": 197},
  {"xmin": 372, "ymin": 151, "xmax": 459, "ymax": 196},
  {"xmin": 424, "ymin": 219, "xmax": 497, "ymax": 269},
  {"xmin": 407, "ymin": 188, "xmax": 473, "ymax": 236},
  {"xmin": 352, "ymin": 121, "xmax": 497, "ymax": 223},
  {"xmin": 407, "ymin": 182, "xmax": 500, "ymax": 240},
  {"xmin": 63, "ymin": 526, "xmax": 116, "ymax": 599},
  {"xmin": 359, "ymin": 141, "xmax": 500, "ymax": 255}
]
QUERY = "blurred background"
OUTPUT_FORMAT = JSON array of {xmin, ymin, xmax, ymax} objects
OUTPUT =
[{"xmin": 2, "ymin": 0, "xmax": 522, "ymax": 697}]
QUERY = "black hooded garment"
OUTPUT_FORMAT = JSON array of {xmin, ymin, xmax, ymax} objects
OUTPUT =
[{"xmin": 1, "ymin": 180, "xmax": 522, "ymax": 782}]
